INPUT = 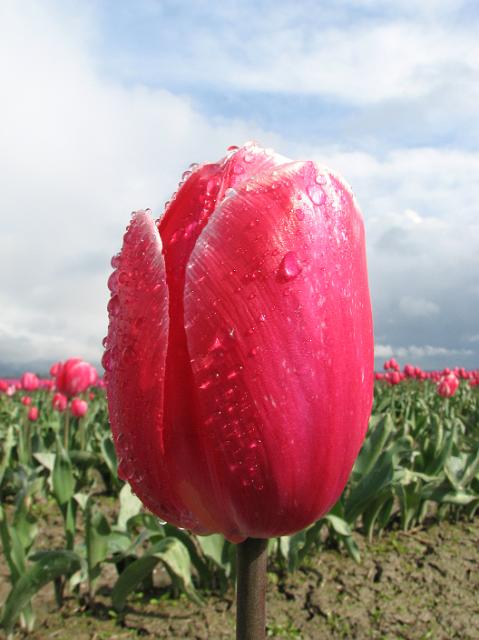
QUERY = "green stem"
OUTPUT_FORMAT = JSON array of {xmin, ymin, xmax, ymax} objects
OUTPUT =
[
  {"xmin": 63, "ymin": 411, "xmax": 70, "ymax": 450},
  {"xmin": 236, "ymin": 538, "xmax": 268, "ymax": 640}
]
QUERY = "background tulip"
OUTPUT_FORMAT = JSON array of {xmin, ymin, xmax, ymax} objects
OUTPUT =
[
  {"xmin": 53, "ymin": 358, "xmax": 98, "ymax": 397},
  {"xmin": 52, "ymin": 392, "xmax": 68, "ymax": 412},
  {"xmin": 70, "ymin": 398, "xmax": 88, "ymax": 417},
  {"xmin": 27, "ymin": 406, "xmax": 39, "ymax": 422},
  {"xmin": 104, "ymin": 142, "xmax": 374, "ymax": 543},
  {"xmin": 21, "ymin": 396, "xmax": 32, "ymax": 406},
  {"xmin": 21, "ymin": 372, "xmax": 39, "ymax": 391},
  {"xmin": 437, "ymin": 373, "xmax": 459, "ymax": 398}
]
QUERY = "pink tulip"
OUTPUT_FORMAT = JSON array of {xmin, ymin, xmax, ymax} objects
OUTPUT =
[
  {"xmin": 103, "ymin": 142, "xmax": 374, "ymax": 542},
  {"xmin": 53, "ymin": 358, "xmax": 98, "ymax": 397},
  {"xmin": 21, "ymin": 396, "xmax": 32, "ymax": 406},
  {"xmin": 437, "ymin": 373, "xmax": 459, "ymax": 398},
  {"xmin": 403, "ymin": 363, "xmax": 415, "ymax": 378},
  {"xmin": 387, "ymin": 371, "xmax": 401, "ymax": 385},
  {"xmin": 50, "ymin": 362, "xmax": 60, "ymax": 376},
  {"xmin": 21, "ymin": 372, "xmax": 39, "ymax": 391},
  {"xmin": 27, "ymin": 406, "xmax": 39, "ymax": 422},
  {"xmin": 52, "ymin": 392, "xmax": 68, "ymax": 412},
  {"xmin": 70, "ymin": 398, "xmax": 88, "ymax": 417}
]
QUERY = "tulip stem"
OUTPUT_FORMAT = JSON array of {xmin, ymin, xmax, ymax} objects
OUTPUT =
[{"xmin": 236, "ymin": 538, "xmax": 268, "ymax": 640}]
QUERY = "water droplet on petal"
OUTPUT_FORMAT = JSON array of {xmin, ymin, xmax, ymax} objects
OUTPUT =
[
  {"xmin": 111, "ymin": 254, "xmax": 121, "ymax": 269},
  {"xmin": 307, "ymin": 185, "xmax": 324, "ymax": 206},
  {"xmin": 244, "ymin": 152, "xmax": 254, "ymax": 163},
  {"xmin": 294, "ymin": 208, "xmax": 305, "ymax": 221},
  {"xmin": 101, "ymin": 349, "xmax": 112, "ymax": 371},
  {"xmin": 278, "ymin": 252, "xmax": 302, "ymax": 282},
  {"xmin": 107, "ymin": 295, "xmax": 120, "ymax": 317},
  {"xmin": 107, "ymin": 271, "xmax": 119, "ymax": 292},
  {"xmin": 118, "ymin": 271, "xmax": 130, "ymax": 285}
]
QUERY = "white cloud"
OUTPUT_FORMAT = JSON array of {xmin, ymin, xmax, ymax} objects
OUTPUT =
[
  {"xmin": 116, "ymin": 5, "xmax": 479, "ymax": 107},
  {"xmin": 399, "ymin": 296, "xmax": 440, "ymax": 318},
  {"xmin": 375, "ymin": 344, "xmax": 474, "ymax": 360},
  {"xmin": 0, "ymin": 1, "xmax": 280, "ymax": 369},
  {"xmin": 0, "ymin": 1, "xmax": 477, "ymax": 371}
]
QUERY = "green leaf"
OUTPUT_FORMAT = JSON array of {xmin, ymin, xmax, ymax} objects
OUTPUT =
[
  {"xmin": 196, "ymin": 534, "xmax": 226, "ymax": 568},
  {"xmin": 0, "ymin": 426, "xmax": 14, "ymax": 485},
  {"xmin": 116, "ymin": 484, "xmax": 142, "ymax": 531},
  {"xmin": 354, "ymin": 414, "xmax": 394, "ymax": 478},
  {"xmin": 52, "ymin": 451, "xmax": 75, "ymax": 505},
  {"xmin": 0, "ymin": 551, "xmax": 80, "ymax": 634},
  {"xmin": 111, "ymin": 537, "xmax": 199, "ymax": 611},
  {"xmin": 323, "ymin": 514, "xmax": 352, "ymax": 537},
  {"xmin": 85, "ymin": 500, "xmax": 111, "ymax": 578},
  {"xmin": 101, "ymin": 435, "xmax": 118, "ymax": 479}
]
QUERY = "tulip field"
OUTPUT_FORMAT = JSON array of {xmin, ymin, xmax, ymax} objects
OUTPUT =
[{"xmin": 0, "ymin": 364, "xmax": 478, "ymax": 638}]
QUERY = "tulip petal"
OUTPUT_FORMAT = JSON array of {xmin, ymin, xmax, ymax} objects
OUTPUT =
[
  {"xmin": 183, "ymin": 160, "xmax": 374, "ymax": 539},
  {"xmin": 104, "ymin": 210, "xmax": 204, "ymax": 532},
  {"xmin": 154, "ymin": 144, "xmax": 288, "ymax": 541}
]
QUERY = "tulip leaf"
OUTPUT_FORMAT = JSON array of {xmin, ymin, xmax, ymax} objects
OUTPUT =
[
  {"xmin": 0, "ymin": 551, "xmax": 80, "ymax": 634},
  {"xmin": 52, "ymin": 451, "xmax": 75, "ymax": 505},
  {"xmin": 116, "ymin": 483, "xmax": 142, "ymax": 531},
  {"xmin": 111, "ymin": 537, "xmax": 200, "ymax": 611}
]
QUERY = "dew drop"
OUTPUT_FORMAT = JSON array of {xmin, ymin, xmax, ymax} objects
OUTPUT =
[
  {"xmin": 107, "ymin": 295, "xmax": 120, "ymax": 317},
  {"xmin": 118, "ymin": 271, "xmax": 130, "ymax": 285},
  {"xmin": 208, "ymin": 336, "xmax": 223, "ymax": 352},
  {"xmin": 244, "ymin": 152, "xmax": 255, "ymax": 163},
  {"xmin": 107, "ymin": 271, "xmax": 119, "ymax": 292},
  {"xmin": 111, "ymin": 254, "xmax": 121, "ymax": 269},
  {"xmin": 278, "ymin": 252, "xmax": 302, "ymax": 282},
  {"xmin": 101, "ymin": 349, "xmax": 112, "ymax": 372},
  {"xmin": 294, "ymin": 208, "xmax": 305, "ymax": 221},
  {"xmin": 307, "ymin": 185, "xmax": 324, "ymax": 206}
]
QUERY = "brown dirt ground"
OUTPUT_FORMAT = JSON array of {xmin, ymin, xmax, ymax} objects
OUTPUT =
[{"xmin": 1, "ymin": 511, "xmax": 478, "ymax": 640}]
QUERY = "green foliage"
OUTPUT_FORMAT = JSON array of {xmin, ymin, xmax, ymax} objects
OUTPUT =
[{"xmin": 0, "ymin": 379, "xmax": 478, "ymax": 633}]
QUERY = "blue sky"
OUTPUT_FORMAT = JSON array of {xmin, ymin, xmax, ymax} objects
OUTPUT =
[{"xmin": 0, "ymin": 0, "xmax": 478, "ymax": 374}]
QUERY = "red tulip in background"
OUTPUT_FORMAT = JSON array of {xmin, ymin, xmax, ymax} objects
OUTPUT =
[
  {"xmin": 21, "ymin": 372, "xmax": 39, "ymax": 391},
  {"xmin": 437, "ymin": 373, "xmax": 459, "ymax": 398},
  {"xmin": 104, "ymin": 142, "xmax": 374, "ymax": 543},
  {"xmin": 27, "ymin": 406, "xmax": 39, "ymax": 422},
  {"xmin": 52, "ymin": 392, "xmax": 68, "ymax": 412},
  {"xmin": 21, "ymin": 396, "xmax": 32, "ymax": 406},
  {"xmin": 52, "ymin": 358, "xmax": 98, "ymax": 397},
  {"xmin": 70, "ymin": 398, "xmax": 88, "ymax": 417}
]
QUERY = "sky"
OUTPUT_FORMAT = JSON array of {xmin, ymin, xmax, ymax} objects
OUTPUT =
[{"xmin": 1, "ymin": 0, "xmax": 478, "ymax": 375}]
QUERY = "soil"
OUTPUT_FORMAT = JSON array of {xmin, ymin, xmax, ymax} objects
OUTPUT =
[{"xmin": 1, "ymin": 511, "xmax": 478, "ymax": 640}]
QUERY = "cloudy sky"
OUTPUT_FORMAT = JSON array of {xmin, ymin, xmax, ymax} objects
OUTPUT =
[{"xmin": 1, "ymin": 0, "xmax": 478, "ymax": 375}]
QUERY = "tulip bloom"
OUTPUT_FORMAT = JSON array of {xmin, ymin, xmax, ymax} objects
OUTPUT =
[
  {"xmin": 21, "ymin": 396, "xmax": 32, "ymax": 406},
  {"xmin": 27, "ymin": 406, "xmax": 39, "ymax": 422},
  {"xmin": 437, "ymin": 373, "xmax": 459, "ymax": 398},
  {"xmin": 21, "ymin": 372, "xmax": 39, "ymax": 391},
  {"xmin": 104, "ymin": 142, "xmax": 374, "ymax": 542},
  {"xmin": 53, "ymin": 358, "xmax": 98, "ymax": 397},
  {"xmin": 52, "ymin": 392, "xmax": 68, "ymax": 412},
  {"xmin": 70, "ymin": 398, "xmax": 88, "ymax": 417}
]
